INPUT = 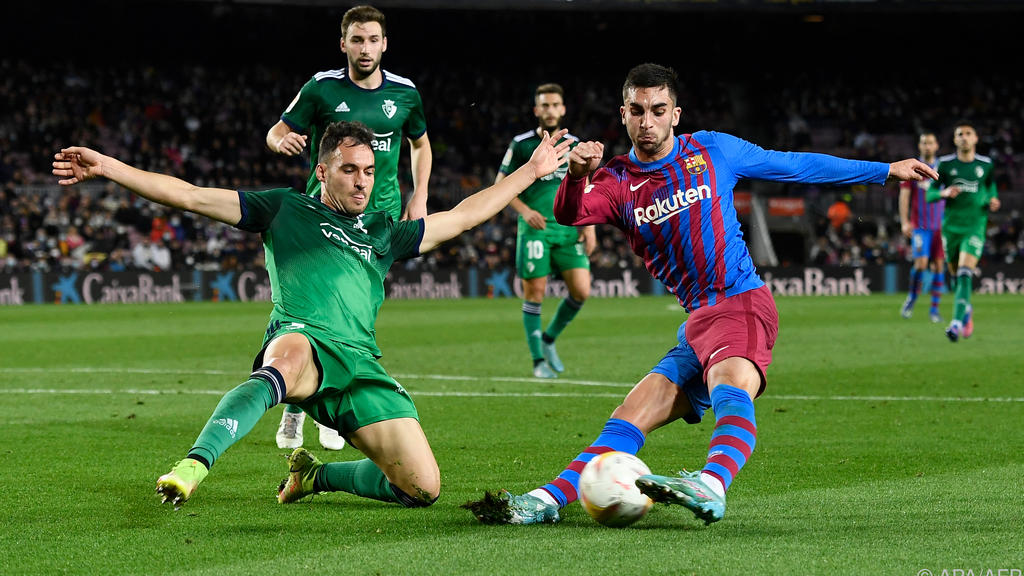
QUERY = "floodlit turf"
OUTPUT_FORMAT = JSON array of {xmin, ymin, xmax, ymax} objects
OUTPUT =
[{"xmin": 1, "ymin": 294, "xmax": 1022, "ymax": 575}]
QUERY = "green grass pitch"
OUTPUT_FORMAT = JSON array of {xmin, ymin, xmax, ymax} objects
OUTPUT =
[{"xmin": 1, "ymin": 295, "xmax": 1022, "ymax": 575}]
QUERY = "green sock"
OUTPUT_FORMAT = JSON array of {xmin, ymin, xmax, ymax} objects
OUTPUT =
[
  {"xmin": 954, "ymin": 268, "xmax": 972, "ymax": 322},
  {"xmin": 187, "ymin": 376, "xmax": 281, "ymax": 468},
  {"xmin": 522, "ymin": 301, "xmax": 543, "ymax": 362},
  {"xmin": 283, "ymin": 403, "xmax": 303, "ymax": 415},
  {"xmin": 544, "ymin": 296, "xmax": 583, "ymax": 341},
  {"xmin": 314, "ymin": 458, "xmax": 397, "ymax": 503}
]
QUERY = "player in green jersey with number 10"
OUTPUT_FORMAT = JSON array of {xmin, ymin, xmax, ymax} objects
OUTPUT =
[
  {"xmin": 267, "ymin": 5, "xmax": 432, "ymax": 450},
  {"xmin": 927, "ymin": 121, "xmax": 1000, "ymax": 342},
  {"xmin": 497, "ymin": 84, "xmax": 595, "ymax": 379},
  {"xmin": 53, "ymin": 121, "xmax": 572, "ymax": 510}
]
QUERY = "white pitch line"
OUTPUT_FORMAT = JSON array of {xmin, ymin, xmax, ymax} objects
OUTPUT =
[
  {"xmin": 4, "ymin": 367, "xmax": 623, "ymax": 384},
  {"xmin": 3, "ymin": 387, "xmax": 1023, "ymax": 403},
  {"xmin": 5, "ymin": 366, "xmax": 234, "ymax": 376},
  {"xmin": 771, "ymin": 394, "xmax": 1024, "ymax": 403},
  {"xmin": 4, "ymin": 367, "xmax": 1024, "ymax": 403},
  {"xmin": 393, "ymin": 373, "xmax": 632, "ymax": 388},
  {"xmin": 2, "ymin": 388, "xmax": 624, "ymax": 399},
  {"xmin": 4, "ymin": 367, "xmax": 632, "ymax": 387}
]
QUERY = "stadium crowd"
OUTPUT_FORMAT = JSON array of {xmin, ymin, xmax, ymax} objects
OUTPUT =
[{"xmin": 3, "ymin": 55, "xmax": 1022, "ymax": 274}]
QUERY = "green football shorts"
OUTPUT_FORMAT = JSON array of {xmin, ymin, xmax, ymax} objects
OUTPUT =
[
  {"xmin": 255, "ymin": 319, "xmax": 418, "ymax": 439},
  {"xmin": 942, "ymin": 228, "xmax": 985, "ymax": 262},
  {"xmin": 516, "ymin": 224, "xmax": 590, "ymax": 280}
]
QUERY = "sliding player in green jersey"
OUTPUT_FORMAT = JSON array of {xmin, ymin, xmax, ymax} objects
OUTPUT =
[
  {"xmin": 497, "ymin": 83, "xmax": 594, "ymax": 379},
  {"xmin": 927, "ymin": 121, "xmax": 1001, "ymax": 342},
  {"xmin": 266, "ymin": 5, "xmax": 432, "ymax": 450},
  {"xmin": 53, "ymin": 121, "xmax": 571, "ymax": 510}
]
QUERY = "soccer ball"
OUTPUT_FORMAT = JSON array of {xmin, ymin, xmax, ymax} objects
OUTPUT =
[{"xmin": 579, "ymin": 451, "xmax": 653, "ymax": 527}]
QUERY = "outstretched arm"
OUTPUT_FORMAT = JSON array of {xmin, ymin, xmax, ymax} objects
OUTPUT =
[
  {"xmin": 417, "ymin": 130, "xmax": 571, "ymax": 253},
  {"xmin": 719, "ymin": 132, "xmax": 938, "ymax": 185},
  {"xmin": 53, "ymin": 147, "xmax": 242, "ymax": 225}
]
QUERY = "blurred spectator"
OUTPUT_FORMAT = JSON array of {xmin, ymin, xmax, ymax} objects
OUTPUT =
[{"xmin": 827, "ymin": 194, "xmax": 853, "ymax": 232}]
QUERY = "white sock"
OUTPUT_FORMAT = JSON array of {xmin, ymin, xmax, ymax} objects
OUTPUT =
[
  {"xmin": 527, "ymin": 489, "xmax": 558, "ymax": 507},
  {"xmin": 699, "ymin": 473, "xmax": 725, "ymax": 499}
]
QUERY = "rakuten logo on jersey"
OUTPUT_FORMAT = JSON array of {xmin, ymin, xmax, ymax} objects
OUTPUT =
[{"xmin": 633, "ymin": 185, "xmax": 712, "ymax": 226}]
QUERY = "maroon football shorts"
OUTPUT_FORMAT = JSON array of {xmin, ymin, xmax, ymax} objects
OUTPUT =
[{"xmin": 683, "ymin": 285, "xmax": 779, "ymax": 396}]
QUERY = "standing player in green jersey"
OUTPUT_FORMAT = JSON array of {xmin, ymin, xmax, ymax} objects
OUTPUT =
[
  {"xmin": 53, "ymin": 121, "xmax": 572, "ymax": 510},
  {"xmin": 266, "ymin": 5, "xmax": 432, "ymax": 450},
  {"xmin": 496, "ymin": 84, "xmax": 595, "ymax": 379},
  {"xmin": 927, "ymin": 121, "xmax": 1001, "ymax": 342}
]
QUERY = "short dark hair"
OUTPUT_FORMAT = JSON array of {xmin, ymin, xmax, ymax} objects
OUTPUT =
[
  {"xmin": 953, "ymin": 119, "xmax": 975, "ymax": 132},
  {"xmin": 535, "ymin": 83, "xmax": 564, "ymax": 101},
  {"xmin": 341, "ymin": 5, "xmax": 386, "ymax": 38},
  {"xmin": 318, "ymin": 121, "xmax": 374, "ymax": 164},
  {"xmin": 623, "ymin": 63, "xmax": 679, "ymax": 104}
]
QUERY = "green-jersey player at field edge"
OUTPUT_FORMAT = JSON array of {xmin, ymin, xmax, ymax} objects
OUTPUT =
[
  {"xmin": 926, "ymin": 121, "xmax": 1000, "ymax": 342},
  {"xmin": 53, "ymin": 121, "xmax": 572, "ymax": 510},
  {"xmin": 496, "ymin": 83, "xmax": 595, "ymax": 379},
  {"xmin": 266, "ymin": 4, "xmax": 432, "ymax": 450}
]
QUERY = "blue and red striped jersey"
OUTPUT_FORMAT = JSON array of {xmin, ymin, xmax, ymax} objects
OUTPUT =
[
  {"xmin": 554, "ymin": 131, "xmax": 889, "ymax": 312},
  {"xmin": 901, "ymin": 159, "xmax": 942, "ymax": 231}
]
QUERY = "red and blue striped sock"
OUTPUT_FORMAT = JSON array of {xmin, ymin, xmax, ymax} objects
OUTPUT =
[
  {"xmin": 534, "ymin": 418, "xmax": 645, "ymax": 508},
  {"xmin": 930, "ymin": 271, "xmax": 944, "ymax": 312},
  {"xmin": 702, "ymin": 384, "xmax": 757, "ymax": 493}
]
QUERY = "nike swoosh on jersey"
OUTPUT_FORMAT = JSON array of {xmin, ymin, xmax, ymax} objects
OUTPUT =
[
  {"xmin": 584, "ymin": 185, "xmax": 595, "ymax": 194},
  {"xmin": 629, "ymin": 178, "xmax": 651, "ymax": 192},
  {"xmin": 709, "ymin": 345, "xmax": 730, "ymax": 361}
]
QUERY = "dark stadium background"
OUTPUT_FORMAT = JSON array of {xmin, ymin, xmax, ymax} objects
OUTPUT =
[{"xmin": 2, "ymin": 0, "xmax": 1022, "ymax": 293}]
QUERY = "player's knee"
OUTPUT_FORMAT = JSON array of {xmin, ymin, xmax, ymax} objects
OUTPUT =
[
  {"xmin": 391, "ymin": 480, "xmax": 440, "ymax": 507},
  {"xmin": 524, "ymin": 285, "xmax": 545, "ymax": 302},
  {"xmin": 569, "ymin": 283, "xmax": 589, "ymax": 302},
  {"xmin": 707, "ymin": 358, "xmax": 761, "ymax": 397}
]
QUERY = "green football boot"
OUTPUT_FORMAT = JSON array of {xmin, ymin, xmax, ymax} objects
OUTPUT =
[
  {"xmin": 462, "ymin": 490, "xmax": 560, "ymax": 525},
  {"xmin": 636, "ymin": 470, "xmax": 726, "ymax": 525},
  {"xmin": 156, "ymin": 458, "xmax": 209, "ymax": 510},
  {"xmin": 277, "ymin": 447, "xmax": 323, "ymax": 504}
]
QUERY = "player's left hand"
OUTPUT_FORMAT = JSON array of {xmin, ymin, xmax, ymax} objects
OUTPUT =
[
  {"xmin": 989, "ymin": 197, "xmax": 1001, "ymax": 212},
  {"xmin": 578, "ymin": 226, "xmax": 597, "ymax": 256},
  {"xmin": 887, "ymin": 158, "xmax": 938, "ymax": 182},
  {"xmin": 402, "ymin": 192, "xmax": 428, "ymax": 220},
  {"xmin": 527, "ymin": 129, "xmax": 572, "ymax": 180},
  {"xmin": 901, "ymin": 221, "xmax": 913, "ymax": 239},
  {"xmin": 52, "ymin": 147, "xmax": 105, "ymax": 185}
]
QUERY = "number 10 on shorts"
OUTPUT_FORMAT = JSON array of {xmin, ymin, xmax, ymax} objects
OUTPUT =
[{"xmin": 526, "ymin": 240, "xmax": 545, "ymax": 260}]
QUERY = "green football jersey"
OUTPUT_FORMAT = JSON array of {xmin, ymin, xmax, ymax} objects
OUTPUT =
[
  {"xmin": 236, "ymin": 188, "xmax": 423, "ymax": 356},
  {"xmin": 499, "ymin": 130, "xmax": 578, "ymax": 229},
  {"xmin": 928, "ymin": 153, "xmax": 997, "ymax": 234},
  {"xmin": 281, "ymin": 68, "xmax": 427, "ymax": 220}
]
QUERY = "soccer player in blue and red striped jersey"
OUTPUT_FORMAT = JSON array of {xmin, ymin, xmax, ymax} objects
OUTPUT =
[
  {"xmin": 464, "ymin": 63, "xmax": 935, "ymax": 526},
  {"xmin": 899, "ymin": 132, "xmax": 944, "ymax": 322}
]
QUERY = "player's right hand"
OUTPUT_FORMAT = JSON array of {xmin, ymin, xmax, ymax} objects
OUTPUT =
[
  {"xmin": 52, "ymin": 147, "xmax": 105, "ymax": 185},
  {"xmin": 568, "ymin": 141, "xmax": 604, "ymax": 179},
  {"xmin": 276, "ymin": 132, "xmax": 308, "ymax": 156},
  {"xmin": 943, "ymin": 185, "xmax": 961, "ymax": 199},
  {"xmin": 523, "ymin": 209, "xmax": 546, "ymax": 230}
]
